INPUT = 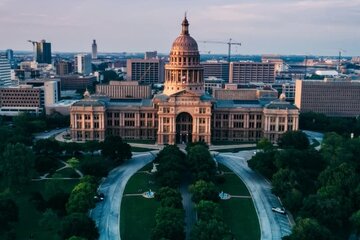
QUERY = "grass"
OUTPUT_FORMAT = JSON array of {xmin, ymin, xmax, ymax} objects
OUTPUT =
[
  {"xmin": 220, "ymin": 198, "xmax": 260, "ymax": 240},
  {"xmin": 51, "ymin": 167, "xmax": 79, "ymax": 178},
  {"xmin": 121, "ymin": 163, "xmax": 160, "ymax": 240},
  {"xmin": 216, "ymin": 164, "xmax": 260, "ymax": 240},
  {"xmin": 120, "ymin": 197, "xmax": 159, "ymax": 240},
  {"xmin": 13, "ymin": 179, "xmax": 79, "ymax": 240}
]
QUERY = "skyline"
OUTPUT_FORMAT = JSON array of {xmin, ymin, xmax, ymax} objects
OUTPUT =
[{"xmin": 0, "ymin": 0, "xmax": 359, "ymax": 56}]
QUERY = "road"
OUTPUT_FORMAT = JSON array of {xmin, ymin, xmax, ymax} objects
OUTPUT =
[
  {"xmin": 215, "ymin": 151, "xmax": 292, "ymax": 240},
  {"xmin": 34, "ymin": 127, "xmax": 69, "ymax": 140},
  {"xmin": 90, "ymin": 151, "xmax": 156, "ymax": 240}
]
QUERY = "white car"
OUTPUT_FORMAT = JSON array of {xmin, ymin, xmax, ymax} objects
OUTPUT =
[{"xmin": 272, "ymin": 207, "xmax": 286, "ymax": 215}]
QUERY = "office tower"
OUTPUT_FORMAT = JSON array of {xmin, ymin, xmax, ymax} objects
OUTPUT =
[
  {"xmin": 92, "ymin": 40, "xmax": 98, "ymax": 59},
  {"xmin": 295, "ymin": 79, "xmax": 360, "ymax": 117},
  {"xmin": 201, "ymin": 60, "xmax": 229, "ymax": 82},
  {"xmin": 0, "ymin": 54, "xmax": 11, "ymax": 86},
  {"xmin": 55, "ymin": 60, "xmax": 73, "ymax": 76},
  {"xmin": 33, "ymin": 40, "xmax": 52, "ymax": 64},
  {"xmin": 127, "ymin": 58, "xmax": 165, "ymax": 84},
  {"xmin": 75, "ymin": 54, "xmax": 92, "ymax": 75},
  {"xmin": 229, "ymin": 62, "xmax": 275, "ymax": 84},
  {"xmin": 44, "ymin": 81, "xmax": 59, "ymax": 106},
  {"xmin": 5, "ymin": 49, "xmax": 14, "ymax": 61},
  {"xmin": 145, "ymin": 51, "xmax": 157, "ymax": 59}
]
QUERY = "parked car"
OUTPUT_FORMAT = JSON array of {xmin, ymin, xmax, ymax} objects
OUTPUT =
[{"xmin": 272, "ymin": 207, "xmax": 286, "ymax": 215}]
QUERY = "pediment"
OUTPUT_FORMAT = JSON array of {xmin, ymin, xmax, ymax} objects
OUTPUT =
[{"xmin": 169, "ymin": 89, "xmax": 201, "ymax": 99}]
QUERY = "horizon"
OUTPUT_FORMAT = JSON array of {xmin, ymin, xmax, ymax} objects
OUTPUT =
[{"xmin": 0, "ymin": 0, "xmax": 359, "ymax": 56}]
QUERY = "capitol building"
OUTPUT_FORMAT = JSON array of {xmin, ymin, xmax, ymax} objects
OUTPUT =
[{"xmin": 70, "ymin": 17, "xmax": 299, "ymax": 145}]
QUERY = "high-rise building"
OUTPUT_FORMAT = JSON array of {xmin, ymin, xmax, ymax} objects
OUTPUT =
[
  {"xmin": 145, "ymin": 51, "xmax": 157, "ymax": 59},
  {"xmin": 55, "ymin": 60, "xmax": 73, "ymax": 76},
  {"xmin": 5, "ymin": 49, "xmax": 13, "ymax": 61},
  {"xmin": 92, "ymin": 40, "xmax": 97, "ymax": 59},
  {"xmin": 0, "ymin": 55, "xmax": 11, "ymax": 86},
  {"xmin": 295, "ymin": 79, "xmax": 360, "ymax": 117},
  {"xmin": 44, "ymin": 81, "xmax": 59, "ymax": 106},
  {"xmin": 127, "ymin": 58, "xmax": 165, "ymax": 84},
  {"xmin": 75, "ymin": 54, "xmax": 92, "ymax": 75},
  {"xmin": 201, "ymin": 60, "xmax": 229, "ymax": 82},
  {"xmin": 229, "ymin": 62, "xmax": 275, "ymax": 84},
  {"xmin": 34, "ymin": 40, "xmax": 52, "ymax": 64}
]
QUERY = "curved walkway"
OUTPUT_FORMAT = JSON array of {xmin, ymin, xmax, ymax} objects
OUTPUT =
[
  {"xmin": 90, "ymin": 151, "xmax": 156, "ymax": 240},
  {"xmin": 215, "ymin": 151, "xmax": 292, "ymax": 240}
]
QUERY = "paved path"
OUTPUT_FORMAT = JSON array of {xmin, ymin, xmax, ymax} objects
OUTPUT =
[
  {"xmin": 180, "ymin": 175, "xmax": 196, "ymax": 240},
  {"xmin": 215, "ymin": 151, "xmax": 292, "ymax": 240},
  {"xmin": 90, "ymin": 151, "xmax": 156, "ymax": 240}
]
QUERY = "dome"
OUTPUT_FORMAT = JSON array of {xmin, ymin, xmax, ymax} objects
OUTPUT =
[{"xmin": 170, "ymin": 16, "xmax": 198, "ymax": 52}]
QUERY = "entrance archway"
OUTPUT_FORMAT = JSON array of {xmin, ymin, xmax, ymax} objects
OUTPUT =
[{"xmin": 176, "ymin": 112, "xmax": 193, "ymax": 144}]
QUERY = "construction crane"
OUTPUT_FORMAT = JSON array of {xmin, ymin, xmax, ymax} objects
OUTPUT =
[{"xmin": 199, "ymin": 38, "xmax": 241, "ymax": 62}]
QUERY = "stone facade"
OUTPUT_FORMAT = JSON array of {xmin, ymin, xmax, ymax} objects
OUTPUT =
[{"xmin": 70, "ymin": 17, "xmax": 299, "ymax": 144}]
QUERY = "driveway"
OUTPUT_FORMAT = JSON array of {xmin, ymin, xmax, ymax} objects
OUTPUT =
[
  {"xmin": 90, "ymin": 151, "xmax": 156, "ymax": 240},
  {"xmin": 215, "ymin": 151, "xmax": 292, "ymax": 240}
]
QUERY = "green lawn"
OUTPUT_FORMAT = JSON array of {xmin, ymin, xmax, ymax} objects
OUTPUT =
[
  {"xmin": 51, "ymin": 167, "xmax": 79, "ymax": 178},
  {"xmin": 13, "ymin": 179, "xmax": 79, "ymax": 240},
  {"xmin": 120, "ymin": 197, "xmax": 159, "ymax": 240},
  {"xmin": 220, "ymin": 198, "xmax": 260, "ymax": 240},
  {"xmin": 121, "ymin": 163, "xmax": 160, "ymax": 240},
  {"xmin": 217, "ymin": 164, "xmax": 260, "ymax": 240}
]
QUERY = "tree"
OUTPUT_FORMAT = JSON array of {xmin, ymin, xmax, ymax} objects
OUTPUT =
[
  {"xmin": 67, "ymin": 157, "xmax": 80, "ymax": 169},
  {"xmin": 156, "ymin": 155, "xmax": 186, "ymax": 188},
  {"xmin": 33, "ymin": 139, "xmax": 61, "ymax": 156},
  {"xmin": 285, "ymin": 218, "xmax": 332, "ymax": 240},
  {"xmin": 189, "ymin": 180, "xmax": 219, "ymax": 204},
  {"xmin": 0, "ymin": 198, "xmax": 18, "ymax": 231},
  {"xmin": 84, "ymin": 140, "xmax": 101, "ymax": 155},
  {"xmin": 350, "ymin": 210, "xmax": 360, "ymax": 236},
  {"xmin": 155, "ymin": 187, "xmax": 183, "ymax": 209},
  {"xmin": 47, "ymin": 192, "xmax": 70, "ymax": 216},
  {"xmin": 39, "ymin": 209, "xmax": 59, "ymax": 231},
  {"xmin": 101, "ymin": 136, "xmax": 132, "ymax": 165},
  {"xmin": 187, "ymin": 145, "xmax": 216, "ymax": 182},
  {"xmin": 0, "ymin": 143, "xmax": 35, "ymax": 188},
  {"xmin": 248, "ymin": 150, "xmax": 277, "ymax": 179},
  {"xmin": 60, "ymin": 213, "xmax": 99, "ymax": 240},
  {"xmin": 79, "ymin": 157, "xmax": 112, "ymax": 178},
  {"xmin": 34, "ymin": 155, "xmax": 59, "ymax": 175},
  {"xmin": 256, "ymin": 138, "xmax": 274, "ymax": 151},
  {"xmin": 67, "ymin": 236, "xmax": 87, "ymax": 240},
  {"xmin": 63, "ymin": 142, "xmax": 82, "ymax": 157},
  {"xmin": 66, "ymin": 176, "xmax": 98, "ymax": 214},
  {"xmin": 195, "ymin": 200, "xmax": 222, "ymax": 221},
  {"xmin": 151, "ymin": 207, "xmax": 185, "ymax": 240},
  {"xmin": 278, "ymin": 131, "xmax": 310, "ymax": 150},
  {"xmin": 190, "ymin": 219, "xmax": 233, "ymax": 240}
]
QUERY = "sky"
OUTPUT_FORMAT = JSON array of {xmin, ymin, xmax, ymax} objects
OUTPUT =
[{"xmin": 0, "ymin": 0, "xmax": 359, "ymax": 56}]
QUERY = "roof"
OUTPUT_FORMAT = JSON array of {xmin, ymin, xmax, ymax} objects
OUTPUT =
[
  {"xmin": 214, "ymin": 100, "xmax": 263, "ymax": 109},
  {"xmin": 108, "ymin": 98, "xmax": 153, "ymax": 107},
  {"xmin": 72, "ymin": 99, "xmax": 106, "ymax": 107},
  {"xmin": 265, "ymin": 100, "xmax": 298, "ymax": 110}
]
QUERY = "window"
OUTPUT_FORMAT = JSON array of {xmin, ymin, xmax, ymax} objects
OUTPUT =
[
  {"xmin": 199, "ymin": 126, "xmax": 206, "ymax": 134},
  {"xmin": 199, "ymin": 118, "xmax": 206, "ymax": 124},
  {"xmin": 84, "ymin": 114, "xmax": 91, "ymax": 120},
  {"xmin": 125, "ymin": 113, "xmax": 135, "ymax": 118},
  {"xmin": 76, "ymin": 114, "xmax": 82, "ymax": 120},
  {"xmin": 114, "ymin": 112, "xmax": 120, "ymax": 118},
  {"xmin": 94, "ymin": 122, "xmax": 99, "ymax": 129},
  {"xmin": 125, "ymin": 120, "xmax": 135, "ymax": 127},
  {"xmin": 94, "ymin": 114, "xmax": 99, "ymax": 120},
  {"xmin": 85, "ymin": 122, "xmax": 91, "ymax": 129},
  {"xmin": 163, "ymin": 108, "xmax": 170, "ymax": 113},
  {"xmin": 147, "ymin": 113, "xmax": 153, "ymax": 118},
  {"xmin": 199, "ymin": 108, "xmax": 206, "ymax": 114}
]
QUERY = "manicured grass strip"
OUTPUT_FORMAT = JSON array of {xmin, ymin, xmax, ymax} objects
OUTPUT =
[
  {"xmin": 217, "ymin": 164, "xmax": 260, "ymax": 240},
  {"xmin": 52, "ymin": 167, "xmax": 79, "ymax": 178},
  {"xmin": 123, "ymin": 172, "xmax": 158, "ymax": 194},
  {"xmin": 220, "ymin": 198, "xmax": 260, "ymax": 240},
  {"xmin": 120, "ymin": 197, "xmax": 159, "ymax": 240},
  {"xmin": 218, "ymin": 174, "xmax": 250, "ymax": 196}
]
